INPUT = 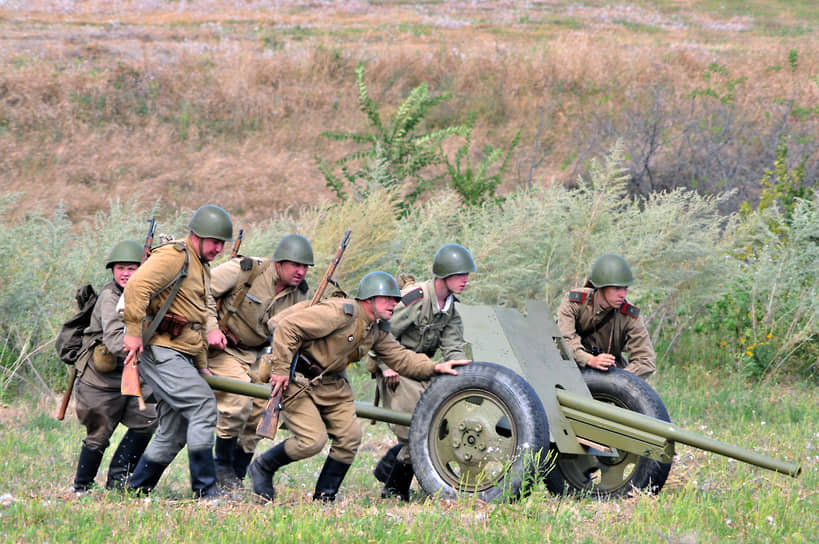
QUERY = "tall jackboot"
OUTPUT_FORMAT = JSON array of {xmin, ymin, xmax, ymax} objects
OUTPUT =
[
  {"xmin": 72, "ymin": 445, "xmax": 104, "ymax": 493},
  {"xmin": 213, "ymin": 436, "xmax": 243, "ymax": 490},
  {"xmin": 373, "ymin": 444, "xmax": 402, "ymax": 483},
  {"xmin": 232, "ymin": 444, "xmax": 255, "ymax": 480},
  {"xmin": 313, "ymin": 456, "xmax": 351, "ymax": 503},
  {"xmin": 127, "ymin": 455, "xmax": 169, "ymax": 495},
  {"xmin": 248, "ymin": 442, "xmax": 293, "ymax": 502},
  {"xmin": 106, "ymin": 430, "xmax": 153, "ymax": 490},
  {"xmin": 381, "ymin": 460, "xmax": 414, "ymax": 502},
  {"xmin": 189, "ymin": 448, "xmax": 223, "ymax": 500}
]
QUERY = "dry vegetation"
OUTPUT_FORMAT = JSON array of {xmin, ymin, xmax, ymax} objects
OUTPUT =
[{"xmin": 1, "ymin": 1, "xmax": 817, "ymax": 223}]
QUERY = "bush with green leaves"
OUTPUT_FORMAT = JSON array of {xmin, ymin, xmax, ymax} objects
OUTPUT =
[{"xmin": 2, "ymin": 145, "xmax": 816, "ymax": 400}]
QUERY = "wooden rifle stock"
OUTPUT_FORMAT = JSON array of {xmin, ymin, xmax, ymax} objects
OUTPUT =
[
  {"xmin": 121, "ymin": 217, "xmax": 156, "ymax": 409},
  {"xmin": 256, "ymin": 229, "xmax": 352, "ymax": 440},
  {"xmin": 55, "ymin": 367, "xmax": 77, "ymax": 420}
]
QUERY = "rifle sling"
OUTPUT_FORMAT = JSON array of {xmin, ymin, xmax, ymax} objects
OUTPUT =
[{"xmin": 577, "ymin": 309, "xmax": 616, "ymax": 338}]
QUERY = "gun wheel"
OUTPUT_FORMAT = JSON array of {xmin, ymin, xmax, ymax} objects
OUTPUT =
[
  {"xmin": 545, "ymin": 368, "xmax": 672, "ymax": 499},
  {"xmin": 409, "ymin": 362, "xmax": 549, "ymax": 503}
]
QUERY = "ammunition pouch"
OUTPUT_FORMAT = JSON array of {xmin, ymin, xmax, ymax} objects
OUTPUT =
[
  {"xmin": 156, "ymin": 312, "xmax": 200, "ymax": 338},
  {"xmin": 91, "ymin": 342, "xmax": 117, "ymax": 373}
]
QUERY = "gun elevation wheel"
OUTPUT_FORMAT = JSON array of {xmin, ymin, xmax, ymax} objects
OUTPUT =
[
  {"xmin": 409, "ymin": 362, "xmax": 550, "ymax": 503},
  {"xmin": 545, "ymin": 368, "xmax": 673, "ymax": 499}
]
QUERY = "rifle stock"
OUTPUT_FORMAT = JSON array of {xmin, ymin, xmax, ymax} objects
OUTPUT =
[
  {"xmin": 55, "ymin": 367, "xmax": 77, "ymax": 420},
  {"xmin": 256, "ymin": 229, "xmax": 352, "ymax": 440},
  {"xmin": 120, "ymin": 217, "xmax": 156, "ymax": 409}
]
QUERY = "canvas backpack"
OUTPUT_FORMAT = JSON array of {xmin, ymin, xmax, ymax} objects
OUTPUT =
[{"xmin": 55, "ymin": 284, "xmax": 99, "ymax": 365}]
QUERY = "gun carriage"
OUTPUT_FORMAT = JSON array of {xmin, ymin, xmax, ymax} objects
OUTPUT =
[{"xmin": 206, "ymin": 299, "xmax": 801, "ymax": 501}]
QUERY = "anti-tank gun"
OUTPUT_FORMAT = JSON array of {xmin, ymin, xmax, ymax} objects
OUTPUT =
[{"xmin": 206, "ymin": 300, "xmax": 801, "ymax": 501}]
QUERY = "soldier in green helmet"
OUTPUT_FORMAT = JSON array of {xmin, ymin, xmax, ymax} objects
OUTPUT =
[
  {"xmin": 557, "ymin": 254, "xmax": 656, "ymax": 378},
  {"xmin": 366, "ymin": 243, "xmax": 476, "ymax": 501},
  {"xmin": 123, "ymin": 205, "xmax": 233, "ymax": 500},
  {"xmin": 248, "ymin": 271, "xmax": 471, "ymax": 503},
  {"xmin": 205, "ymin": 234, "xmax": 313, "ymax": 489},
  {"xmin": 70, "ymin": 240, "xmax": 158, "ymax": 493}
]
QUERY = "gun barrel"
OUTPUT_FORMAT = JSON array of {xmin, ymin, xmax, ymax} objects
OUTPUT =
[
  {"xmin": 203, "ymin": 375, "xmax": 412, "ymax": 427},
  {"xmin": 556, "ymin": 389, "xmax": 801, "ymax": 477}
]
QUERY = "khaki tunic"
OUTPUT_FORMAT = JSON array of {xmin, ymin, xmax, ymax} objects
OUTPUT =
[
  {"xmin": 366, "ymin": 278, "xmax": 466, "ymax": 463},
  {"xmin": 123, "ymin": 237, "xmax": 214, "ymax": 366},
  {"xmin": 557, "ymin": 287, "xmax": 656, "ymax": 378},
  {"xmin": 75, "ymin": 281, "xmax": 157, "ymax": 450},
  {"xmin": 206, "ymin": 256, "xmax": 309, "ymax": 450},
  {"xmin": 271, "ymin": 298, "xmax": 437, "ymax": 463}
]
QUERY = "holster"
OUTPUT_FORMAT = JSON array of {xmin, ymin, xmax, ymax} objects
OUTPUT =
[
  {"xmin": 156, "ymin": 312, "xmax": 191, "ymax": 338},
  {"xmin": 294, "ymin": 353, "xmax": 325, "ymax": 380}
]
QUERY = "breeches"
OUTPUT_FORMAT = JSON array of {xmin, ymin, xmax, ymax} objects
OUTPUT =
[
  {"xmin": 75, "ymin": 380, "xmax": 157, "ymax": 451},
  {"xmin": 280, "ymin": 374, "xmax": 361, "ymax": 465},
  {"xmin": 138, "ymin": 345, "xmax": 217, "ymax": 464}
]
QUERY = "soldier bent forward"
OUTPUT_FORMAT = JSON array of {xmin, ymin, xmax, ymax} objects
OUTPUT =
[
  {"xmin": 207, "ymin": 234, "xmax": 313, "ymax": 489},
  {"xmin": 367, "ymin": 244, "xmax": 475, "ymax": 501},
  {"xmin": 557, "ymin": 253, "xmax": 656, "ymax": 378},
  {"xmin": 248, "ymin": 271, "xmax": 471, "ymax": 503}
]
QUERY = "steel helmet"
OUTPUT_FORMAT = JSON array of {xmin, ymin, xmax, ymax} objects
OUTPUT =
[
  {"xmin": 355, "ymin": 271, "xmax": 402, "ymax": 300},
  {"xmin": 273, "ymin": 234, "xmax": 314, "ymax": 266},
  {"xmin": 105, "ymin": 240, "xmax": 143, "ymax": 269},
  {"xmin": 432, "ymin": 244, "xmax": 476, "ymax": 278},
  {"xmin": 187, "ymin": 205, "xmax": 234, "ymax": 242},
  {"xmin": 589, "ymin": 254, "xmax": 635, "ymax": 288}
]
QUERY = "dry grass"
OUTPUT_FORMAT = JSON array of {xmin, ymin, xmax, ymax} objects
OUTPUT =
[{"xmin": 1, "ymin": 1, "xmax": 817, "ymax": 224}]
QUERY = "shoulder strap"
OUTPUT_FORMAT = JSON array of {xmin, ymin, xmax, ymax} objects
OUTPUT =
[
  {"xmin": 142, "ymin": 246, "xmax": 190, "ymax": 343},
  {"xmin": 577, "ymin": 308, "xmax": 616, "ymax": 338},
  {"xmin": 222, "ymin": 258, "xmax": 271, "ymax": 317}
]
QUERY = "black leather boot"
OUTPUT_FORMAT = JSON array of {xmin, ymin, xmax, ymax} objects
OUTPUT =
[
  {"xmin": 106, "ymin": 430, "xmax": 153, "ymax": 490},
  {"xmin": 373, "ymin": 444, "xmax": 402, "ymax": 483},
  {"xmin": 381, "ymin": 460, "xmax": 414, "ymax": 502},
  {"xmin": 127, "ymin": 455, "xmax": 169, "ymax": 495},
  {"xmin": 313, "ymin": 456, "xmax": 351, "ymax": 502},
  {"xmin": 72, "ymin": 445, "xmax": 104, "ymax": 493},
  {"xmin": 248, "ymin": 442, "xmax": 293, "ymax": 502},
  {"xmin": 189, "ymin": 448, "xmax": 223, "ymax": 500},
  {"xmin": 213, "ymin": 436, "xmax": 243, "ymax": 490},
  {"xmin": 232, "ymin": 443, "xmax": 255, "ymax": 480}
]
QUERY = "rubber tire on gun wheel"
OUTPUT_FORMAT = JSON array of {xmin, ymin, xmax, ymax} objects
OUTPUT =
[
  {"xmin": 545, "ymin": 367, "xmax": 673, "ymax": 499},
  {"xmin": 409, "ymin": 362, "xmax": 550, "ymax": 503}
]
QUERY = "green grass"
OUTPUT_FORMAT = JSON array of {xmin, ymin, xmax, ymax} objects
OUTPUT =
[{"xmin": 0, "ymin": 364, "xmax": 815, "ymax": 543}]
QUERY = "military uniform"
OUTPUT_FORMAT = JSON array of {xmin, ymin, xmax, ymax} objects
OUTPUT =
[
  {"xmin": 123, "ymin": 236, "xmax": 221, "ymax": 495},
  {"xmin": 206, "ymin": 256, "xmax": 309, "ymax": 473},
  {"xmin": 557, "ymin": 287, "xmax": 656, "ymax": 378},
  {"xmin": 366, "ymin": 278, "xmax": 466, "ymax": 464},
  {"xmin": 249, "ymin": 295, "xmax": 442, "ymax": 502},
  {"xmin": 72, "ymin": 280, "xmax": 157, "ymax": 491}
]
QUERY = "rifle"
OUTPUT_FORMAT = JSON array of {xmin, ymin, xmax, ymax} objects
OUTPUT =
[
  {"xmin": 55, "ymin": 367, "xmax": 77, "ymax": 420},
  {"xmin": 256, "ymin": 229, "xmax": 352, "ymax": 440},
  {"xmin": 230, "ymin": 228, "xmax": 244, "ymax": 259},
  {"xmin": 121, "ymin": 217, "xmax": 156, "ymax": 410}
]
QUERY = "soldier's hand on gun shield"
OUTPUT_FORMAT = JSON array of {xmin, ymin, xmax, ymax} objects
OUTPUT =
[{"xmin": 433, "ymin": 359, "xmax": 471, "ymax": 375}]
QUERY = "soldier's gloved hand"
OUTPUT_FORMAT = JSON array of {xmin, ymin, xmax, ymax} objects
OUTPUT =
[{"xmin": 258, "ymin": 352, "xmax": 274, "ymax": 383}]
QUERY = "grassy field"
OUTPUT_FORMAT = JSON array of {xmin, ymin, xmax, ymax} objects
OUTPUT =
[
  {"xmin": 0, "ymin": 364, "xmax": 815, "ymax": 543},
  {"xmin": 1, "ymin": 1, "xmax": 817, "ymax": 222}
]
